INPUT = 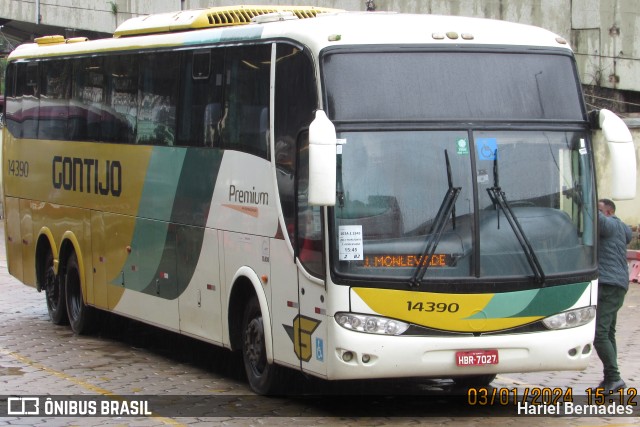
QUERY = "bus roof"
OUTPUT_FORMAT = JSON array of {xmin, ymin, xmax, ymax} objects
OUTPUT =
[
  {"xmin": 112, "ymin": 5, "xmax": 345, "ymax": 37},
  {"xmin": 7, "ymin": 8, "xmax": 571, "ymax": 61}
]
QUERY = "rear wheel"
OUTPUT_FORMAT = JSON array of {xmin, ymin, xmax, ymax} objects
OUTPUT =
[
  {"xmin": 242, "ymin": 296, "xmax": 283, "ymax": 395},
  {"xmin": 65, "ymin": 253, "xmax": 94, "ymax": 334},
  {"xmin": 43, "ymin": 251, "xmax": 67, "ymax": 325}
]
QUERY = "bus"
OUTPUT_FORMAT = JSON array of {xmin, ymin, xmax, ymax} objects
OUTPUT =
[{"xmin": 2, "ymin": 5, "xmax": 636, "ymax": 395}]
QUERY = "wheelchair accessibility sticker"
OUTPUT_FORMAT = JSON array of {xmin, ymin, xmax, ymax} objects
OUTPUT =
[
  {"xmin": 477, "ymin": 138, "xmax": 498, "ymax": 161},
  {"xmin": 316, "ymin": 338, "xmax": 324, "ymax": 362}
]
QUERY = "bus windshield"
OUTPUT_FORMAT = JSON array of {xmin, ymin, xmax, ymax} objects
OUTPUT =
[{"xmin": 324, "ymin": 50, "xmax": 595, "ymax": 284}]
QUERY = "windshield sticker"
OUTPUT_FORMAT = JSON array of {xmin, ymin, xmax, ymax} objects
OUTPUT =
[
  {"xmin": 579, "ymin": 138, "xmax": 587, "ymax": 155},
  {"xmin": 339, "ymin": 225, "xmax": 363, "ymax": 261},
  {"xmin": 477, "ymin": 169, "xmax": 489, "ymax": 183},
  {"xmin": 456, "ymin": 138, "xmax": 470, "ymax": 155},
  {"xmin": 477, "ymin": 138, "xmax": 498, "ymax": 161}
]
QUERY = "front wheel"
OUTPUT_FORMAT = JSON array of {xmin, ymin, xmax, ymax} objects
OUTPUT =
[
  {"xmin": 242, "ymin": 297, "xmax": 283, "ymax": 395},
  {"xmin": 451, "ymin": 374, "xmax": 497, "ymax": 388},
  {"xmin": 65, "ymin": 253, "xmax": 95, "ymax": 334},
  {"xmin": 43, "ymin": 251, "xmax": 67, "ymax": 325}
]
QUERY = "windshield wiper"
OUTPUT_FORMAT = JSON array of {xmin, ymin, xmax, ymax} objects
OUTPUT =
[
  {"xmin": 486, "ymin": 149, "xmax": 546, "ymax": 285},
  {"xmin": 410, "ymin": 150, "xmax": 461, "ymax": 287}
]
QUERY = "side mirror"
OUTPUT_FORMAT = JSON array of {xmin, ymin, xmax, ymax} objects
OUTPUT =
[
  {"xmin": 598, "ymin": 109, "xmax": 636, "ymax": 200},
  {"xmin": 308, "ymin": 110, "xmax": 337, "ymax": 206}
]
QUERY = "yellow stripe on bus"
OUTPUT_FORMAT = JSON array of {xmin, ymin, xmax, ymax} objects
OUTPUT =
[{"xmin": 353, "ymin": 287, "xmax": 543, "ymax": 332}]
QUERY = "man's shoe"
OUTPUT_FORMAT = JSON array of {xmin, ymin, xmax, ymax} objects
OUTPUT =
[{"xmin": 601, "ymin": 378, "xmax": 626, "ymax": 392}]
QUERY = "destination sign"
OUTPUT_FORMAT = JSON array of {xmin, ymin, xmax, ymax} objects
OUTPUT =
[{"xmin": 362, "ymin": 254, "xmax": 452, "ymax": 268}]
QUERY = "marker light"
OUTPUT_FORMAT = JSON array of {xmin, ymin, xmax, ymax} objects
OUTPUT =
[
  {"xmin": 542, "ymin": 306, "xmax": 596, "ymax": 330},
  {"xmin": 335, "ymin": 312, "xmax": 409, "ymax": 335}
]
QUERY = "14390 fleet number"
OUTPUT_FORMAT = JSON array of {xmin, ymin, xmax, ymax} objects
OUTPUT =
[
  {"xmin": 7, "ymin": 159, "xmax": 29, "ymax": 177},
  {"xmin": 406, "ymin": 301, "xmax": 459, "ymax": 313}
]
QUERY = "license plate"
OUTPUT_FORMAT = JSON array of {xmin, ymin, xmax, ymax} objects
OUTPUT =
[{"xmin": 455, "ymin": 349, "xmax": 499, "ymax": 366}]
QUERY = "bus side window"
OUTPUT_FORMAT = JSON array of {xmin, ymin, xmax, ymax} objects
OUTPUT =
[
  {"xmin": 297, "ymin": 134, "xmax": 324, "ymax": 278},
  {"xmin": 105, "ymin": 54, "xmax": 138, "ymax": 143},
  {"xmin": 274, "ymin": 43, "xmax": 321, "ymax": 276},
  {"xmin": 72, "ymin": 56, "xmax": 105, "ymax": 142},
  {"xmin": 137, "ymin": 52, "xmax": 178, "ymax": 146},
  {"xmin": 20, "ymin": 62, "xmax": 39, "ymax": 139},
  {"xmin": 39, "ymin": 60, "xmax": 71, "ymax": 141},
  {"xmin": 5, "ymin": 62, "xmax": 20, "ymax": 137},
  {"xmin": 177, "ymin": 49, "xmax": 224, "ymax": 147},
  {"xmin": 220, "ymin": 44, "xmax": 271, "ymax": 158}
]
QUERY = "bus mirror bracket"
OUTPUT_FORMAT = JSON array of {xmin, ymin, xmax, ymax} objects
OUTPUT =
[
  {"xmin": 308, "ymin": 110, "xmax": 337, "ymax": 206},
  {"xmin": 596, "ymin": 109, "xmax": 637, "ymax": 200}
]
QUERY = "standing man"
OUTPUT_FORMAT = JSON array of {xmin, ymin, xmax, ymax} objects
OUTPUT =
[{"xmin": 595, "ymin": 198, "xmax": 632, "ymax": 391}]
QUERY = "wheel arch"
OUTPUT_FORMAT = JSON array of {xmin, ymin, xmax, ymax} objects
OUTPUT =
[
  {"xmin": 35, "ymin": 227, "xmax": 58, "ymax": 291},
  {"xmin": 227, "ymin": 266, "xmax": 273, "ymax": 363},
  {"xmin": 58, "ymin": 231, "xmax": 86, "ymax": 302}
]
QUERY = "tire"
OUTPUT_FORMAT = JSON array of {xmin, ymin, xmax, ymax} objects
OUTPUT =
[
  {"xmin": 65, "ymin": 253, "xmax": 95, "ymax": 334},
  {"xmin": 43, "ymin": 251, "xmax": 67, "ymax": 325},
  {"xmin": 242, "ymin": 296, "xmax": 282, "ymax": 395},
  {"xmin": 451, "ymin": 374, "xmax": 497, "ymax": 388}
]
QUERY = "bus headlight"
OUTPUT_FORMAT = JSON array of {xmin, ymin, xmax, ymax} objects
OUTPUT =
[
  {"xmin": 542, "ymin": 306, "xmax": 596, "ymax": 330},
  {"xmin": 335, "ymin": 312, "xmax": 409, "ymax": 335}
]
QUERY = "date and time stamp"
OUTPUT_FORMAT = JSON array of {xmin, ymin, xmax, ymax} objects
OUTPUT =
[{"xmin": 467, "ymin": 386, "xmax": 638, "ymax": 416}]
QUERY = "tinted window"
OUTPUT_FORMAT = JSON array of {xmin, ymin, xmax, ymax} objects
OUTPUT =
[
  {"xmin": 220, "ymin": 44, "xmax": 271, "ymax": 158},
  {"xmin": 21, "ymin": 62, "xmax": 40, "ymax": 138},
  {"xmin": 5, "ymin": 62, "xmax": 20, "ymax": 136},
  {"xmin": 137, "ymin": 52, "xmax": 178, "ymax": 145},
  {"xmin": 39, "ymin": 60, "xmax": 71, "ymax": 140},
  {"xmin": 177, "ymin": 49, "xmax": 224, "ymax": 147},
  {"xmin": 72, "ymin": 56, "xmax": 106, "ymax": 141},
  {"xmin": 274, "ymin": 44, "xmax": 319, "ymax": 262},
  {"xmin": 106, "ymin": 54, "xmax": 138, "ymax": 143},
  {"xmin": 323, "ymin": 50, "xmax": 585, "ymax": 121},
  {"xmin": 6, "ymin": 44, "xmax": 275, "ymax": 155}
]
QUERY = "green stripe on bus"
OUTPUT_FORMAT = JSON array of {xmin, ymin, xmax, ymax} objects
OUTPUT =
[
  {"xmin": 130, "ymin": 148, "xmax": 224, "ymax": 299},
  {"xmin": 465, "ymin": 282, "xmax": 590, "ymax": 319},
  {"xmin": 137, "ymin": 147, "xmax": 187, "ymax": 221}
]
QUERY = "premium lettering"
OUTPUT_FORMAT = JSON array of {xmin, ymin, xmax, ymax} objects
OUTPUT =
[
  {"xmin": 52, "ymin": 156, "xmax": 122, "ymax": 197},
  {"xmin": 228, "ymin": 185, "xmax": 268, "ymax": 205}
]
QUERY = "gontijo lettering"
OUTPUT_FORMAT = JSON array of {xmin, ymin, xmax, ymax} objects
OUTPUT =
[{"xmin": 52, "ymin": 156, "xmax": 122, "ymax": 197}]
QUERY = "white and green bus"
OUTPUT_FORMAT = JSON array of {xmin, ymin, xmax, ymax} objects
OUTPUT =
[{"xmin": 3, "ymin": 5, "xmax": 636, "ymax": 394}]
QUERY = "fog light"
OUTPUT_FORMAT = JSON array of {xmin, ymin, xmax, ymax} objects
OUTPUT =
[
  {"xmin": 362, "ymin": 354, "xmax": 371, "ymax": 363},
  {"xmin": 582, "ymin": 344, "xmax": 591, "ymax": 354},
  {"xmin": 342, "ymin": 351, "xmax": 354, "ymax": 362},
  {"xmin": 568, "ymin": 348, "xmax": 577, "ymax": 357}
]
